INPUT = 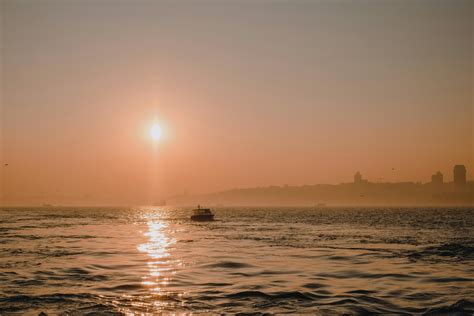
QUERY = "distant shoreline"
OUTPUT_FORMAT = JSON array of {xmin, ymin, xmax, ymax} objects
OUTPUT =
[{"xmin": 1, "ymin": 204, "xmax": 473, "ymax": 209}]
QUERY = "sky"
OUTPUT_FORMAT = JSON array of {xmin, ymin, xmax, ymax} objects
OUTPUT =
[{"xmin": 0, "ymin": 0, "xmax": 472, "ymax": 205}]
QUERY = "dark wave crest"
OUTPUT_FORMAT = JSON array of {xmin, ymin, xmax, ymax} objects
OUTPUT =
[{"xmin": 408, "ymin": 243, "xmax": 474, "ymax": 262}]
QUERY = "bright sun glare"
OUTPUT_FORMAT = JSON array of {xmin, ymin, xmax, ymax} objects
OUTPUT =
[{"xmin": 150, "ymin": 123, "xmax": 162, "ymax": 141}]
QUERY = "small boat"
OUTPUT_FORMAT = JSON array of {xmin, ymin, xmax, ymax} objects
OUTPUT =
[{"xmin": 191, "ymin": 206, "xmax": 214, "ymax": 221}]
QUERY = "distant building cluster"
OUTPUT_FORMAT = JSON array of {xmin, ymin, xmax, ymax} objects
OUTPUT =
[
  {"xmin": 429, "ymin": 165, "xmax": 467, "ymax": 186},
  {"xmin": 171, "ymin": 164, "xmax": 472, "ymax": 206},
  {"xmin": 354, "ymin": 165, "xmax": 468, "ymax": 186}
]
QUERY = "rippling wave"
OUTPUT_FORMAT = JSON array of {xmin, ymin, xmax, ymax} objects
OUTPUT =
[{"xmin": 0, "ymin": 207, "xmax": 472, "ymax": 314}]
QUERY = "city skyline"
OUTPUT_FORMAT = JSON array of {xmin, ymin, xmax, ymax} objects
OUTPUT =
[
  {"xmin": 0, "ymin": 1, "xmax": 472, "ymax": 314},
  {"xmin": 2, "ymin": 163, "xmax": 471, "ymax": 206}
]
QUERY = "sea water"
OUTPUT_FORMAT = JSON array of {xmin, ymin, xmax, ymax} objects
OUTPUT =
[{"xmin": 0, "ymin": 207, "xmax": 472, "ymax": 314}]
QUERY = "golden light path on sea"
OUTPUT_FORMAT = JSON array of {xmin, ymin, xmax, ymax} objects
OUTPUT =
[{"xmin": 137, "ymin": 210, "xmax": 182, "ymax": 310}]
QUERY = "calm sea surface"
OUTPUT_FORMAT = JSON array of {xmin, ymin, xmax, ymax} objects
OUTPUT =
[{"xmin": 0, "ymin": 207, "xmax": 473, "ymax": 315}]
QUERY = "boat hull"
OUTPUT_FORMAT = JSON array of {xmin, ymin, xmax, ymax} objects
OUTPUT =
[{"xmin": 191, "ymin": 214, "xmax": 214, "ymax": 221}]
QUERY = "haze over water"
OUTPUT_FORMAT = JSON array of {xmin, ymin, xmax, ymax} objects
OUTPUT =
[
  {"xmin": 1, "ymin": 0, "xmax": 472, "ymax": 205},
  {"xmin": 1, "ymin": 0, "xmax": 473, "ymax": 314},
  {"xmin": 0, "ymin": 207, "xmax": 473, "ymax": 314}
]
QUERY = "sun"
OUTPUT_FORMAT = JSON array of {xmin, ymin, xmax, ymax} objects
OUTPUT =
[{"xmin": 149, "ymin": 123, "xmax": 162, "ymax": 141}]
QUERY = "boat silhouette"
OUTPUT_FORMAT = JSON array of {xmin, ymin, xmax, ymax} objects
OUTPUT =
[{"xmin": 191, "ymin": 205, "xmax": 214, "ymax": 221}]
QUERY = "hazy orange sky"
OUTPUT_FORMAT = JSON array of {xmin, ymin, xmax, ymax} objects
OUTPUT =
[{"xmin": 1, "ymin": 0, "xmax": 473, "ymax": 205}]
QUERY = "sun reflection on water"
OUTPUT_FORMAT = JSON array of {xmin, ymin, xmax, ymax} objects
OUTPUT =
[{"xmin": 137, "ymin": 212, "xmax": 179, "ymax": 300}]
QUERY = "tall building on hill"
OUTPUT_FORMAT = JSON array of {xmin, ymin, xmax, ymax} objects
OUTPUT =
[
  {"xmin": 453, "ymin": 165, "xmax": 466, "ymax": 186},
  {"xmin": 354, "ymin": 172, "xmax": 368, "ymax": 185}
]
